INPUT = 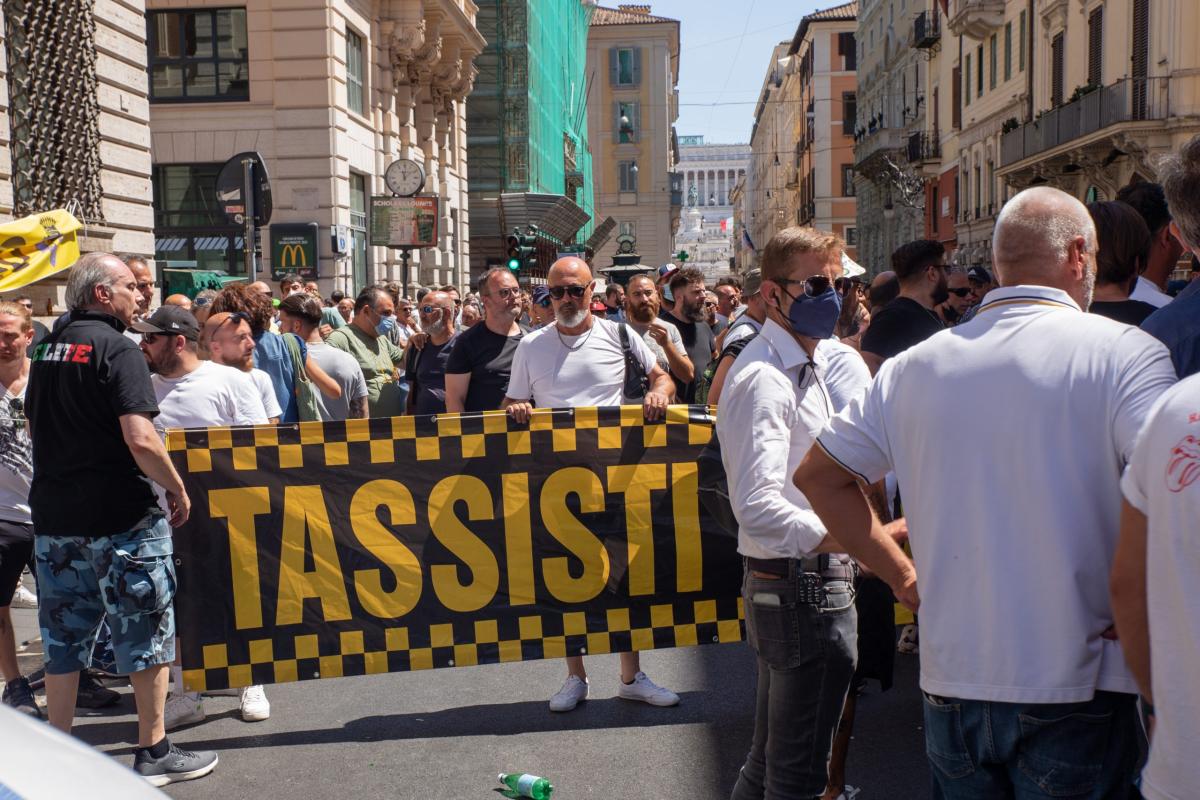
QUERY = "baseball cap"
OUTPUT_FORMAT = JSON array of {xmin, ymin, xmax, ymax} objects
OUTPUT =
[
  {"xmin": 531, "ymin": 285, "xmax": 551, "ymax": 306},
  {"xmin": 742, "ymin": 268, "xmax": 762, "ymax": 296},
  {"xmin": 967, "ymin": 266, "xmax": 993, "ymax": 284},
  {"xmin": 131, "ymin": 305, "xmax": 200, "ymax": 341}
]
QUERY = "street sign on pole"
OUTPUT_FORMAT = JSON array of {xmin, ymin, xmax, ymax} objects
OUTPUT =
[
  {"xmin": 369, "ymin": 196, "xmax": 439, "ymax": 248},
  {"xmin": 216, "ymin": 152, "xmax": 272, "ymax": 282}
]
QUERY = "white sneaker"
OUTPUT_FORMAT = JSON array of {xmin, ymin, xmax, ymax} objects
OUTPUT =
[
  {"xmin": 548, "ymin": 675, "xmax": 588, "ymax": 712},
  {"xmin": 239, "ymin": 685, "xmax": 270, "ymax": 722},
  {"xmin": 164, "ymin": 692, "xmax": 204, "ymax": 731},
  {"xmin": 617, "ymin": 671, "xmax": 680, "ymax": 707},
  {"xmin": 11, "ymin": 584, "xmax": 36, "ymax": 609}
]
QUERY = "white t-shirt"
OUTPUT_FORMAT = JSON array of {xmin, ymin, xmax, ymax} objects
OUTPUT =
[
  {"xmin": 505, "ymin": 317, "xmax": 657, "ymax": 407},
  {"xmin": 0, "ymin": 381, "xmax": 31, "ymax": 524},
  {"xmin": 1131, "ymin": 275, "xmax": 1172, "ymax": 309},
  {"xmin": 1120, "ymin": 374, "xmax": 1200, "ymax": 800},
  {"xmin": 820, "ymin": 338, "xmax": 871, "ymax": 412},
  {"xmin": 307, "ymin": 341, "xmax": 368, "ymax": 421},
  {"xmin": 151, "ymin": 361, "xmax": 269, "ymax": 431},
  {"xmin": 817, "ymin": 285, "xmax": 1178, "ymax": 704},
  {"xmin": 248, "ymin": 368, "xmax": 283, "ymax": 420}
]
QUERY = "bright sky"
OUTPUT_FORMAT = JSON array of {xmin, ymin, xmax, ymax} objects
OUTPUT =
[{"xmin": 646, "ymin": 0, "xmax": 831, "ymax": 143}]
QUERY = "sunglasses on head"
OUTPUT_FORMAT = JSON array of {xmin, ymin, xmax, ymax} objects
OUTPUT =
[
  {"xmin": 547, "ymin": 285, "xmax": 588, "ymax": 300},
  {"xmin": 947, "ymin": 287, "xmax": 973, "ymax": 297},
  {"xmin": 778, "ymin": 275, "xmax": 833, "ymax": 297}
]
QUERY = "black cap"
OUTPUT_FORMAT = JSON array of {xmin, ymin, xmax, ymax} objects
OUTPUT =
[
  {"xmin": 966, "ymin": 266, "xmax": 993, "ymax": 285},
  {"xmin": 131, "ymin": 305, "xmax": 200, "ymax": 341}
]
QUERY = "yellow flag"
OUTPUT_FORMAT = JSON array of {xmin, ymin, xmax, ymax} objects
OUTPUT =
[{"xmin": 0, "ymin": 209, "xmax": 82, "ymax": 293}]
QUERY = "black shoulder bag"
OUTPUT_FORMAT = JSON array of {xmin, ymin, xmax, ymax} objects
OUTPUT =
[{"xmin": 618, "ymin": 323, "xmax": 649, "ymax": 400}]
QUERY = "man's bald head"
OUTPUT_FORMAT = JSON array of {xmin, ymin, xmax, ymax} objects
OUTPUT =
[
  {"xmin": 164, "ymin": 293, "xmax": 192, "ymax": 310},
  {"xmin": 994, "ymin": 187, "xmax": 1096, "ymax": 281},
  {"xmin": 249, "ymin": 281, "xmax": 273, "ymax": 298},
  {"xmin": 547, "ymin": 257, "xmax": 593, "ymax": 285}
]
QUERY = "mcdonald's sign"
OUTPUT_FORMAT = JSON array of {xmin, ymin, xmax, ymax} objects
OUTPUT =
[{"xmin": 270, "ymin": 222, "xmax": 319, "ymax": 280}]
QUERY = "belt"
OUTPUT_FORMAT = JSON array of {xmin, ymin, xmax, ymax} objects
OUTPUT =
[{"xmin": 746, "ymin": 555, "xmax": 856, "ymax": 583}]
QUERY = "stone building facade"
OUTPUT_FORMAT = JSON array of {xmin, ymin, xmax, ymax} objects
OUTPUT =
[{"xmin": 676, "ymin": 137, "xmax": 748, "ymax": 224}]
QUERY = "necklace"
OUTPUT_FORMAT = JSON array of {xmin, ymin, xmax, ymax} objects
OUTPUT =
[{"xmin": 556, "ymin": 321, "xmax": 595, "ymax": 351}]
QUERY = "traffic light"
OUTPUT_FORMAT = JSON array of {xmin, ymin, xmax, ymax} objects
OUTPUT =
[
  {"xmin": 505, "ymin": 228, "xmax": 538, "ymax": 274},
  {"xmin": 506, "ymin": 231, "xmax": 522, "ymax": 272}
]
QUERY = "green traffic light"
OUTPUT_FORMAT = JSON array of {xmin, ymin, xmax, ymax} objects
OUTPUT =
[{"xmin": 507, "ymin": 257, "xmax": 521, "ymax": 272}]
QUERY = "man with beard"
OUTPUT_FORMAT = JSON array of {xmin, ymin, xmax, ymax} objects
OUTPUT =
[
  {"xmin": 445, "ymin": 268, "xmax": 526, "ymax": 413},
  {"xmin": 936, "ymin": 269, "xmax": 974, "ymax": 326},
  {"xmin": 404, "ymin": 290, "xmax": 457, "ymax": 415},
  {"xmin": 134, "ymin": 306, "xmax": 271, "ymax": 728},
  {"xmin": 502, "ymin": 257, "xmax": 677, "ymax": 713},
  {"xmin": 201, "ymin": 312, "xmax": 282, "ymax": 423},
  {"xmin": 659, "ymin": 267, "xmax": 715, "ymax": 402},
  {"xmin": 623, "ymin": 274, "xmax": 692, "ymax": 389},
  {"xmin": 860, "ymin": 240, "xmax": 948, "ymax": 375}
]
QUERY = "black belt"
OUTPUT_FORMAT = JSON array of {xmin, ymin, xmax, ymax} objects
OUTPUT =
[{"xmin": 746, "ymin": 555, "xmax": 855, "ymax": 583}]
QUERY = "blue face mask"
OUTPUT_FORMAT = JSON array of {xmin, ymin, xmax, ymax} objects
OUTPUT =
[
  {"xmin": 375, "ymin": 313, "xmax": 397, "ymax": 337},
  {"xmin": 779, "ymin": 279, "xmax": 842, "ymax": 340}
]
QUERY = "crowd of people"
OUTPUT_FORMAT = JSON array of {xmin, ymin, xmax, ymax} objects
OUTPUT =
[{"xmin": 3, "ymin": 133, "xmax": 1200, "ymax": 796}]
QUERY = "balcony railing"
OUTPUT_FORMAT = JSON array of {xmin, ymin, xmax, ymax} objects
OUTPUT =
[
  {"xmin": 913, "ymin": 11, "xmax": 940, "ymax": 49},
  {"xmin": 906, "ymin": 131, "xmax": 941, "ymax": 163},
  {"xmin": 1001, "ymin": 77, "xmax": 1172, "ymax": 166}
]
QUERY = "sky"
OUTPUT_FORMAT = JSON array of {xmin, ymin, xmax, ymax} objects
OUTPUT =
[{"xmin": 646, "ymin": 0, "xmax": 833, "ymax": 143}]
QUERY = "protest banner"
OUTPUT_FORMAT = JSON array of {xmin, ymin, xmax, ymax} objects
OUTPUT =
[{"xmin": 167, "ymin": 405, "xmax": 743, "ymax": 691}]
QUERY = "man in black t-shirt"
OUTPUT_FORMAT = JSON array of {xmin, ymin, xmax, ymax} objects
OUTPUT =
[
  {"xmin": 860, "ymin": 240, "xmax": 948, "ymax": 374},
  {"xmin": 446, "ymin": 268, "xmax": 526, "ymax": 413},
  {"xmin": 659, "ymin": 267, "xmax": 715, "ymax": 402},
  {"xmin": 404, "ymin": 290, "xmax": 457, "ymax": 415},
  {"xmin": 25, "ymin": 252, "xmax": 217, "ymax": 784}
]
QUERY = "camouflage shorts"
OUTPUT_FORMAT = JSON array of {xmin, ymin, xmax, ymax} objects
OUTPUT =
[{"xmin": 35, "ymin": 516, "xmax": 176, "ymax": 675}]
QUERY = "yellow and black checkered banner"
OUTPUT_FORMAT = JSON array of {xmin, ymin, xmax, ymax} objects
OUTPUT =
[{"xmin": 168, "ymin": 405, "xmax": 744, "ymax": 692}]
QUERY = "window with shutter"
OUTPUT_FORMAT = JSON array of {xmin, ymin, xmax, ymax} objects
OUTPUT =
[
  {"xmin": 631, "ymin": 46, "xmax": 642, "ymax": 86},
  {"xmin": 1132, "ymin": 0, "xmax": 1149, "ymax": 118},
  {"xmin": 615, "ymin": 48, "xmax": 636, "ymax": 86},
  {"xmin": 976, "ymin": 45, "xmax": 984, "ymax": 97},
  {"xmin": 1087, "ymin": 8, "xmax": 1102, "ymax": 88},
  {"xmin": 933, "ymin": 86, "xmax": 939, "ymax": 133},
  {"xmin": 840, "ymin": 32, "xmax": 856, "ymax": 70},
  {"xmin": 964, "ymin": 56, "xmax": 971, "ymax": 107},
  {"xmin": 952, "ymin": 66, "xmax": 961, "ymax": 127},
  {"xmin": 990, "ymin": 34, "xmax": 997, "ymax": 90},
  {"xmin": 615, "ymin": 101, "xmax": 639, "ymax": 143},
  {"xmin": 609, "ymin": 47, "xmax": 619, "ymax": 86},
  {"xmin": 619, "ymin": 162, "xmax": 637, "ymax": 193},
  {"xmin": 1004, "ymin": 22, "xmax": 1012, "ymax": 82},
  {"xmin": 1019, "ymin": 11, "xmax": 1026, "ymax": 71},
  {"xmin": 1051, "ymin": 33, "xmax": 1064, "ymax": 106},
  {"xmin": 842, "ymin": 92, "xmax": 856, "ymax": 135}
]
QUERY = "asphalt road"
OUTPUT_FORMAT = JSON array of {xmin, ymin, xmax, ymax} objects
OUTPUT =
[{"xmin": 40, "ymin": 631, "xmax": 930, "ymax": 799}]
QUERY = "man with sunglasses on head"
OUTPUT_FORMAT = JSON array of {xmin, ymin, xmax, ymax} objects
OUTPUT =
[
  {"xmin": 860, "ymin": 240, "xmax": 948, "ymax": 376},
  {"xmin": 445, "ymin": 268, "xmax": 527, "ymax": 414},
  {"xmin": 502, "ymin": 256, "xmax": 678, "ymax": 713},
  {"xmin": 325, "ymin": 287, "xmax": 407, "ymax": 417},
  {"xmin": 201, "ymin": 312, "xmax": 282, "ymax": 424}
]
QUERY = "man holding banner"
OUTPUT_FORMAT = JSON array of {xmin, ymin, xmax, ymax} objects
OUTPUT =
[{"xmin": 504, "ymin": 256, "xmax": 679, "ymax": 713}]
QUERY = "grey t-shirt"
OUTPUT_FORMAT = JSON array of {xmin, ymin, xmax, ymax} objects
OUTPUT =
[
  {"xmin": 307, "ymin": 341, "xmax": 368, "ymax": 421},
  {"xmin": 627, "ymin": 318, "xmax": 687, "ymax": 373}
]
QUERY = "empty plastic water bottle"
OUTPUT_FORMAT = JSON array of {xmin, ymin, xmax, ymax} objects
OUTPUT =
[{"xmin": 498, "ymin": 772, "xmax": 553, "ymax": 799}]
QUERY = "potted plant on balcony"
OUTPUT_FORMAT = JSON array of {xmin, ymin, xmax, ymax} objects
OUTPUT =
[{"xmin": 1001, "ymin": 117, "xmax": 1020, "ymax": 134}]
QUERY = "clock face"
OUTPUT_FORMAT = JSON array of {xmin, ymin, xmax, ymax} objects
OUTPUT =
[{"xmin": 385, "ymin": 159, "xmax": 425, "ymax": 196}]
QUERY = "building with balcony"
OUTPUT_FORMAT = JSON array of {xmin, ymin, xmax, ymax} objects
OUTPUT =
[
  {"xmin": 789, "ymin": 2, "xmax": 858, "ymax": 260},
  {"xmin": 996, "ymin": 0, "xmax": 1200, "ymax": 210},
  {"xmin": 747, "ymin": 42, "xmax": 796, "ymax": 257},
  {"xmin": 148, "ymin": 0, "xmax": 485, "ymax": 296},
  {"xmin": 585, "ymin": 4, "xmax": 680, "ymax": 270},
  {"xmin": 912, "ymin": 2, "xmax": 959, "ymax": 256}
]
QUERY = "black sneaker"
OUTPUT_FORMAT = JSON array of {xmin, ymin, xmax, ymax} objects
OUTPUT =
[
  {"xmin": 133, "ymin": 743, "xmax": 219, "ymax": 787},
  {"xmin": 76, "ymin": 671, "xmax": 121, "ymax": 709},
  {"xmin": 2, "ymin": 676, "xmax": 41, "ymax": 717}
]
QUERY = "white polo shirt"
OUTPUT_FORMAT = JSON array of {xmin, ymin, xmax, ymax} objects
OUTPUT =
[
  {"xmin": 817, "ymin": 285, "xmax": 1177, "ymax": 703},
  {"xmin": 1120, "ymin": 374, "xmax": 1200, "ymax": 800},
  {"xmin": 716, "ymin": 319, "xmax": 868, "ymax": 559}
]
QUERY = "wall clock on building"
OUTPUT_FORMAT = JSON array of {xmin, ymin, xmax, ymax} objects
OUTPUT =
[{"xmin": 384, "ymin": 158, "xmax": 426, "ymax": 196}]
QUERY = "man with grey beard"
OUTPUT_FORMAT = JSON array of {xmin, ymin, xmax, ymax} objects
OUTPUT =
[
  {"xmin": 404, "ymin": 290, "xmax": 457, "ymax": 415},
  {"xmin": 502, "ymin": 257, "xmax": 676, "ymax": 713}
]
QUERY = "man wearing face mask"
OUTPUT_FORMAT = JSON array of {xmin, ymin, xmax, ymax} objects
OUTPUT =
[
  {"xmin": 860, "ymin": 240, "xmax": 948, "ymax": 375},
  {"xmin": 717, "ymin": 228, "xmax": 917, "ymax": 800},
  {"xmin": 403, "ymin": 291, "xmax": 458, "ymax": 415},
  {"xmin": 325, "ymin": 287, "xmax": 406, "ymax": 417}
]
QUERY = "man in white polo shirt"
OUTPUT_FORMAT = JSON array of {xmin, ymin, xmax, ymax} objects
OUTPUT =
[
  {"xmin": 503, "ymin": 256, "xmax": 677, "ymax": 713},
  {"xmin": 795, "ymin": 186, "xmax": 1178, "ymax": 799}
]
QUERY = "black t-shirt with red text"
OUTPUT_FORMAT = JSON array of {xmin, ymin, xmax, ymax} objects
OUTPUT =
[{"xmin": 26, "ymin": 311, "xmax": 161, "ymax": 538}]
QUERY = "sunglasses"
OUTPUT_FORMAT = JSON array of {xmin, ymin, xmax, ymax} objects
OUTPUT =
[
  {"xmin": 491, "ymin": 287, "xmax": 521, "ymax": 299},
  {"xmin": 547, "ymin": 285, "xmax": 588, "ymax": 300},
  {"xmin": 946, "ymin": 287, "xmax": 973, "ymax": 297},
  {"xmin": 778, "ymin": 275, "xmax": 833, "ymax": 297},
  {"xmin": 141, "ymin": 332, "xmax": 167, "ymax": 344}
]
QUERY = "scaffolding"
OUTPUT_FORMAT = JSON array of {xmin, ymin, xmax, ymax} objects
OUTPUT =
[{"xmin": 466, "ymin": 0, "xmax": 595, "ymax": 271}]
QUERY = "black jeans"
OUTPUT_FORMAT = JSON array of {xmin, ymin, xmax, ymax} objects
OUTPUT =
[{"xmin": 731, "ymin": 566, "xmax": 858, "ymax": 800}]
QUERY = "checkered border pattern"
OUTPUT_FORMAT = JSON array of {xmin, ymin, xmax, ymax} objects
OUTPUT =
[
  {"xmin": 166, "ymin": 405, "xmax": 716, "ymax": 473},
  {"xmin": 183, "ymin": 597, "xmax": 745, "ymax": 692}
]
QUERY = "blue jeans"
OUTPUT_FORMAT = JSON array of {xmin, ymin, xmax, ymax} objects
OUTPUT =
[
  {"xmin": 730, "ymin": 567, "xmax": 858, "ymax": 800},
  {"xmin": 923, "ymin": 690, "xmax": 1139, "ymax": 799}
]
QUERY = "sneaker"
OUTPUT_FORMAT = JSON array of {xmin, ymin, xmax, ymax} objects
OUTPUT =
[
  {"xmin": 133, "ymin": 742, "xmax": 218, "ymax": 787},
  {"xmin": 11, "ymin": 584, "xmax": 37, "ymax": 609},
  {"xmin": 897, "ymin": 624, "xmax": 919, "ymax": 654},
  {"xmin": 617, "ymin": 671, "xmax": 680, "ymax": 707},
  {"xmin": 2, "ymin": 676, "xmax": 41, "ymax": 717},
  {"xmin": 239, "ymin": 685, "xmax": 270, "ymax": 721},
  {"xmin": 548, "ymin": 675, "xmax": 589, "ymax": 712},
  {"xmin": 164, "ymin": 693, "xmax": 205, "ymax": 731},
  {"xmin": 76, "ymin": 671, "xmax": 121, "ymax": 709}
]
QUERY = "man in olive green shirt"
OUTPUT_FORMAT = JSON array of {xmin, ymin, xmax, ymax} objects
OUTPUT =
[{"xmin": 325, "ymin": 287, "xmax": 406, "ymax": 417}]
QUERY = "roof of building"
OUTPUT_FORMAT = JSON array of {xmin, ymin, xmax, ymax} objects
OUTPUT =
[
  {"xmin": 789, "ymin": 1, "xmax": 858, "ymax": 54},
  {"xmin": 592, "ymin": 4, "xmax": 679, "ymax": 25}
]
